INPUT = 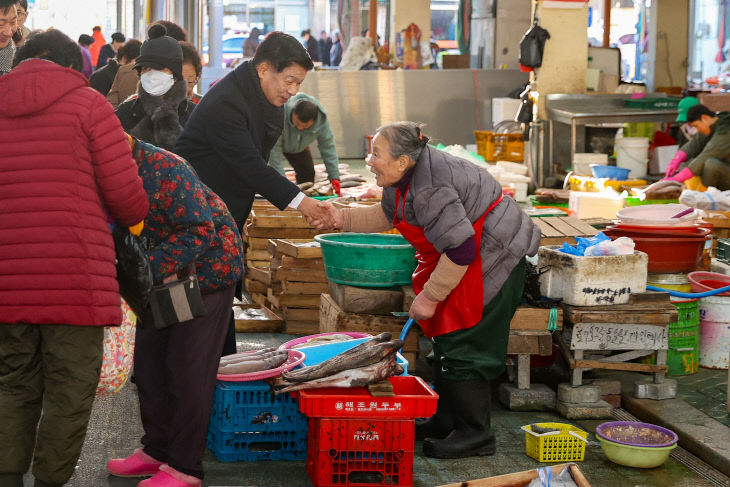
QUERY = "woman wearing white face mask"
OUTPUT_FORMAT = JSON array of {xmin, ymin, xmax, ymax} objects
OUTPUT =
[{"xmin": 115, "ymin": 24, "xmax": 195, "ymax": 150}]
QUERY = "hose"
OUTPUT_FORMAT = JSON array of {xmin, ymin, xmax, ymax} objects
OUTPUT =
[{"xmin": 646, "ymin": 284, "xmax": 730, "ymax": 298}]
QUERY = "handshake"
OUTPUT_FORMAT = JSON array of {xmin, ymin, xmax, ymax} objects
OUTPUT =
[{"xmin": 298, "ymin": 197, "xmax": 344, "ymax": 230}]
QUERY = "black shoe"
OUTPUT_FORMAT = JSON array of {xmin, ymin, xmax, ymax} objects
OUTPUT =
[
  {"xmin": 415, "ymin": 361, "xmax": 453, "ymax": 441},
  {"xmin": 422, "ymin": 379, "xmax": 496, "ymax": 458}
]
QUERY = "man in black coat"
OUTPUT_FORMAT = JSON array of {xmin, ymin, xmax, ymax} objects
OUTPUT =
[
  {"xmin": 174, "ymin": 31, "xmax": 332, "ymax": 229},
  {"xmin": 318, "ymin": 30, "xmax": 332, "ymax": 66},
  {"xmin": 301, "ymin": 29, "xmax": 319, "ymax": 63}
]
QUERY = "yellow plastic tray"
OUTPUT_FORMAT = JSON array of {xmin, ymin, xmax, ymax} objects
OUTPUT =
[
  {"xmin": 522, "ymin": 422, "xmax": 588, "ymax": 462},
  {"xmin": 568, "ymin": 174, "xmax": 647, "ymax": 193}
]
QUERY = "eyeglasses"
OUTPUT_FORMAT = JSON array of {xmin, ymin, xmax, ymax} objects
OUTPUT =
[{"xmin": 17, "ymin": 9, "xmax": 27, "ymax": 18}]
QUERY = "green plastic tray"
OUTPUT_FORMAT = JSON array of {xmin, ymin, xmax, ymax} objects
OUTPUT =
[
  {"xmin": 314, "ymin": 233, "xmax": 417, "ymax": 287},
  {"xmin": 624, "ymin": 197, "xmax": 679, "ymax": 206}
]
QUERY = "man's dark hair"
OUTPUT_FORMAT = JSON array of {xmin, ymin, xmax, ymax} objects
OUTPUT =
[
  {"xmin": 78, "ymin": 34, "xmax": 94, "ymax": 47},
  {"xmin": 179, "ymin": 41, "xmax": 202, "ymax": 77},
  {"xmin": 0, "ymin": 0, "xmax": 18, "ymax": 14},
  {"xmin": 253, "ymin": 31, "xmax": 313, "ymax": 72},
  {"xmin": 293, "ymin": 100, "xmax": 318, "ymax": 123},
  {"xmin": 117, "ymin": 38, "xmax": 141, "ymax": 62},
  {"xmin": 686, "ymin": 104, "xmax": 716, "ymax": 123},
  {"xmin": 150, "ymin": 20, "xmax": 187, "ymax": 41},
  {"xmin": 111, "ymin": 32, "xmax": 125, "ymax": 43},
  {"xmin": 18, "ymin": 0, "xmax": 26, "ymax": 9},
  {"xmin": 301, "ymin": 29, "xmax": 310, "ymax": 37},
  {"xmin": 14, "ymin": 29, "xmax": 83, "ymax": 72}
]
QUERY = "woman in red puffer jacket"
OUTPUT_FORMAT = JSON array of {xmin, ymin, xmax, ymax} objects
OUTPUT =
[{"xmin": 0, "ymin": 29, "xmax": 149, "ymax": 487}]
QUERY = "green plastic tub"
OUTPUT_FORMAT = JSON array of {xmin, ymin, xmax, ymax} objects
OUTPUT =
[
  {"xmin": 598, "ymin": 437, "xmax": 677, "ymax": 468},
  {"xmin": 314, "ymin": 233, "xmax": 417, "ymax": 287},
  {"xmin": 641, "ymin": 299, "xmax": 700, "ymax": 375}
]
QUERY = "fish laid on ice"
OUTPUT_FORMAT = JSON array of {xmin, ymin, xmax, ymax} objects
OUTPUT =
[
  {"xmin": 274, "ymin": 356, "xmax": 403, "ymax": 394},
  {"xmin": 281, "ymin": 337, "xmax": 401, "ymax": 383}
]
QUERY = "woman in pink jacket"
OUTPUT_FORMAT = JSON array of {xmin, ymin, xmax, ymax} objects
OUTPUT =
[{"xmin": 0, "ymin": 29, "xmax": 149, "ymax": 487}]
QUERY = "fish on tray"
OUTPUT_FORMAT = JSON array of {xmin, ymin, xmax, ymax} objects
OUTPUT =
[
  {"xmin": 281, "ymin": 333, "xmax": 401, "ymax": 383},
  {"xmin": 217, "ymin": 348, "xmax": 288, "ymax": 375},
  {"xmin": 273, "ymin": 355, "xmax": 403, "ymax": 394}
]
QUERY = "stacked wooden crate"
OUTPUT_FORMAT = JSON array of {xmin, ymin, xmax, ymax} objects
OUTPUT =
[
  {"xmin": 320, "ymin": 284, "xmax": 419, "ymax": 370},
  {"xmin": 266, "ymin": 239, "xmax": 327, "ymax": 335}
]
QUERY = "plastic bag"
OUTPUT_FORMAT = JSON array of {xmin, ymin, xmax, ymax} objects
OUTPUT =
[
  {"xmin": 558, "ymin": 232, "xmax": 611, "ymax": 256},
  {"xmin": 519, "ymin": 23, "xmax": 550, "ymax": 69},
  {"xmin": 97, "ymin": 299, "xmax": 136, "ymax": 395},
  {"xmin": 526, "ymin": 465, "xmax": 579, "ymax": 487},
  {"xmin": 584, "ymin": 236, "xmax": 635, "ymax": 256},
  {"xmin": 113, "ymin": 226, "xmax": 153, "ymax": 317}
]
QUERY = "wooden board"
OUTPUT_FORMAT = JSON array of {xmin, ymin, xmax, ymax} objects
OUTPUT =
[
  {"xmin": 541, "ymin": 217, "xmax": 586, "ymax": 237},
  {"xmin": 507, "ymin": 331, "xmax": 553, "ymax": 356},
  {"xmin": 244, "ymin": 278, "xmax": 267, "ymax": 294},
  {"xmin": 245, "ymin": 249, "xmax": 271, "ymax": 261},
  {"xmin": 275, "ymin": 267, "xmax": 328, "ymax": 283},
  {"xmin": 533, "ymin": 218, "xmax": 563, "ymax": 238},
  {"xmin": 319, "ymin": 294, "xmax": 419, "ymax": 352},
  {"xmin": 328, "ymin": 281, "xmax": 404, "ymax": 315},
  {"xmin": 284, "ymin": 320, "xmax": 320, "ymax": 335},
  {"xmin": 251, "ymin": 209, "xmax": 312, "ymax": 228},
  {"xmin": 282, "ymin": 307, "xmax": 320, "ymax": 321},
  {"xmin": 246, "ymin": 237, "xmax": 270, "ymax": 250},
  {"xmin": 274, "ymin": 239, "xmax": 323, "ymax": 259},
  {"xmin": 283, "ymin": 280, "xmax": 329, "ymax": 295},
  {"xmin": 250, "ymin": 292, "xmax": 269, "ymax": 308},
  {"xmin": 437, "ymin": 463, "xmax": 591, "ymax": 487},
  {"xmin": 281, "ymin": 256, "xmax": 324, "ymax": 269},
  {"xmin": 571, "ymin": 322, "xmax": 668, "ymax": 351},
  {"xmin": 268, "ymin": 289, "xmax": 321, "ymax": 308},
  {"xmin": 573, "ymin": 359, "xmax": 668, "ymax": 374},
  {"xmin": 562, "ymin": 302, "xmax": 677, "ymax": 325},
  {"xmin": 246, "ymin": 260, "xmax": 270, "ymax": 268},
  {"xmin": 233, "ymin": 304, "xmax": 283, "ymax": 333},
  {"xmin": 509, "ymin": 306, "xmax": 563, "ymax": 331},
  {"xmin": 246, "ymin": 224, "xmax": 321, "ymax": 239},
  {"xmin": 401, "ymin": 285, "xmax": 416, "ymax": 312},
  {"xmin": 246, "ymin": 266, "xmax": 271, "ymax": 285}
]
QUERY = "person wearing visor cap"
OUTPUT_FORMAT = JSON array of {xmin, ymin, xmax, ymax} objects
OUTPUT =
[
  {"xmin": 114, "ymin": 24, "xmax": 195, "ymax": 150},
  {"xmin": 664, "ymin": 103, "xmax": 730, "ymax": 190}
]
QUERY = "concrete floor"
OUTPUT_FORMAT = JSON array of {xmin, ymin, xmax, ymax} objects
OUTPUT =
[{"xmin": 20, "ymin": 332, "xmax": 727, "ymax": 487}]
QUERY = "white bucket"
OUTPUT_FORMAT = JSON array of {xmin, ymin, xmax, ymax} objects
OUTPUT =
[
  {"xmin": 699, "ymin": 296, "xmax": 730, "ymax": 370},
  {"xmin": 615, "ymin": 137, "xmax": 649, "ymax": 179}
]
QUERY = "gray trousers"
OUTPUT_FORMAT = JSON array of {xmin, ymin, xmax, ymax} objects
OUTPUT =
[
  {"xmin": 0, "ymin": 323, "xmax": 104, "ymax": 486},
  {"xmin": 689, "ymin": 157, "xmax": 730, "ymax": 191}
]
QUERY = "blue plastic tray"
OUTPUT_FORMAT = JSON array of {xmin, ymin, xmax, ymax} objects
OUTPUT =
[
  {"xmin": 296, "ymin": 338, "xmax": 409, "ymax": 375},
  {"xmin": 207, "ymin": 380, "xmax": 308, "ymax": 462}
]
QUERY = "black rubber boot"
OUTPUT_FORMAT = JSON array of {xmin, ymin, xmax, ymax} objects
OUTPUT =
[
  {"xmin": 422, "ymin": 379, "xmax": 496, "ymax": 458},
  {"xmin": 415, "ymin": 362, "xmax": 453, "ymax": 441}
]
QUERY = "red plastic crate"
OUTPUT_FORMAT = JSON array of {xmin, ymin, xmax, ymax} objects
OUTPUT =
[
  {"xmin": 307, "ymin": 417, "xmax": 415, "ymax": 486},
  {"xmin": 296, "ymin": 376, "xmax": 437, "ymax": 419}
]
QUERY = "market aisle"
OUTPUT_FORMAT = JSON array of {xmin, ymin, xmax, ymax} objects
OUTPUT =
[{"xmin": 40, "ymin": 333, "xmax": 726, "ymax": 487}]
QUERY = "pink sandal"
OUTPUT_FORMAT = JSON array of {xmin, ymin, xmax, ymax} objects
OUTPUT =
[
  {"xmin": 107, "ymin": 448, "xmax": 163, "ymax": 477},
  {"xmin": 137, "ymin": 465, "xmax": 202, "ymax": 487}
]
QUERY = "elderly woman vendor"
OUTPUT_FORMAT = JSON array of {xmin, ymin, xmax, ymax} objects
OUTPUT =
[{"xmin": 319, "ymin": 122, "xmax": 540, "ymax": 459}]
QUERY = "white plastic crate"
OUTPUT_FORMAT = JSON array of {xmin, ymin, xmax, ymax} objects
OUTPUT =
[{"xmin": 538, "ymin": 246, "xmax": 648, "ymax": 306}]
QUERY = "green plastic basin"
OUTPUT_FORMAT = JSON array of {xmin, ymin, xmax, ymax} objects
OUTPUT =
[
  {"xmin": 598, "ymin": 437, "xmax": 677, "ymax": 468},
  {"xmin": 314, "ymin": 233, "xmax": 417, "ymax": 287}
]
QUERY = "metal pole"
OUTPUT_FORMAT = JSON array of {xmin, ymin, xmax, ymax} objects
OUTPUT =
[
  {"xmin": 117, "ymin": 0, "xmax": 123, "ymax": 32},
  {"xmin": 602, "ymin": 0, "xmax": 611, "ymax": 47},
  {"xmin": 368, "ymin": 0, "xmax": 377, "ymax": 46},
  {"xmin": 208, "ymin": 0, "xmax": 224, "ymax": 68},
  {"xmin": 133, "ymin": 0, "xmax": 142, "ymax": 39},
  {"xmin": 152, "ymin": 0, "xmax": 166, "ymax": 22},
  {"xmin": 175, "ymin": 0, "xmax": 186, "ymax": 27}
]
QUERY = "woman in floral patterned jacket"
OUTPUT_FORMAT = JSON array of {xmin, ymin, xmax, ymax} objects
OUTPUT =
[{"xmin": 107, "ymin": 136, "xmax": 243, "ymax": 487}]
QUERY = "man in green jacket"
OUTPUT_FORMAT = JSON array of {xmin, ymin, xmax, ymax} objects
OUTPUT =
[
  {"xmin": 665, "ymin": 104, "xmax": 730, "ymax": 190},
  {"xmin": 269, "ymin": 92, "xmax": 342, "ymax": 195}
]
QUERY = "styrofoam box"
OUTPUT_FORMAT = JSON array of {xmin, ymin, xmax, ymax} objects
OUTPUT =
[
  {"xmin": 569, "ymin": 191, "xmax": 625, "ymax": 219},
  {"xmin": 650, "ymin": 145, "xmax": 679, "ymax": 175},
  {"xmin": 492, "ymin": 97, "xmax": 522, "ymax": 125},
  {"xmin": 506, "ymin": 182, "xmax": 528, "ymax": 202},
  {"xmin": 538, "ymin": 246, "xmax": 648, "ymax": 306}
]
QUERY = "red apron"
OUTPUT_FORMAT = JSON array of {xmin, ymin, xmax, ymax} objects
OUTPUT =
[{"xmin": 393, "ymin": 186, "xmax": 503, "ymax": 337}]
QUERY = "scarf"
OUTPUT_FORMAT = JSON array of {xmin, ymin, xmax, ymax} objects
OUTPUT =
[{"xmin": 0, "ymin": 40, "xmax": 15, "ymax": 76}]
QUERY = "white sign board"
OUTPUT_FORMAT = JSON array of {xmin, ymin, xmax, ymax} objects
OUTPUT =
[{"xmin": 571, "ymin": 323, "xmax": 668, "ymax": 351}]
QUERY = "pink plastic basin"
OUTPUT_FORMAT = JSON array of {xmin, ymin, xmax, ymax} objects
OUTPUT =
[
  {"xmin": 278, "ymin": 332, "xmax": 373, "ymax": 350},
  {"xmin": 688, "ymin": 272, "xmax": 730, "ymax": 296}
]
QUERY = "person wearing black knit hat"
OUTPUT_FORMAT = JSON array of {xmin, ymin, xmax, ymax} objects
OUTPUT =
[{"xmin": 114, "ymin": 23, "xmax": 194, "ymax": 150}]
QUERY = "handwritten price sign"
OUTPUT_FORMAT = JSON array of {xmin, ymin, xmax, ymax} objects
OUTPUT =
[{"xmin": 571, "ymin": 323, "xmax": 668, "ymax": 351}]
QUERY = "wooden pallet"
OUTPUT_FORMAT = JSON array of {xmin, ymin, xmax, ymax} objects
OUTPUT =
[
  {"xmin": 509, "ymin": 306, "xmax": 563, "ymax": 331},
  {"xmin": 232, "ymin": 304, "xmax": 283, "ymax": 333},
  {"xmin": 328, "ymin": 281, "xmax": 404, "ymax": 315},
  {"xmin": 319, "ymin": 293, "xmax": 418, "ymax": 354},
  {"xmin": 534, "ymin": 216, "xmax": 599, "ymax": 246}
]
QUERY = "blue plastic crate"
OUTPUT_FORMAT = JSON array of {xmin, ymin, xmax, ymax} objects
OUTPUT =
[
  {"xmin": 207, "ymin": 426, "xmax": 307, "ymax": 462},
  {"xmin": 207, "ymin": 380, "xmax": 308, "ymax": 461},
  {"xmin": 297, "ymin": 338, "xmax": 409, "ymax": 375}
]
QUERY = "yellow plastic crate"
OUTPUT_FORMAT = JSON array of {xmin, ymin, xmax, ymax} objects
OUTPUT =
[
  {"xmin": 522, "ymin": 422, "xmax": 588, "ymax": 462},
  {"xmin": 568, "ymin": 174, "xmax": 647, "ymax": 192},
  {"xmin": 474, "ymin": 130, "xmax": 524, "ymax": 162}
]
